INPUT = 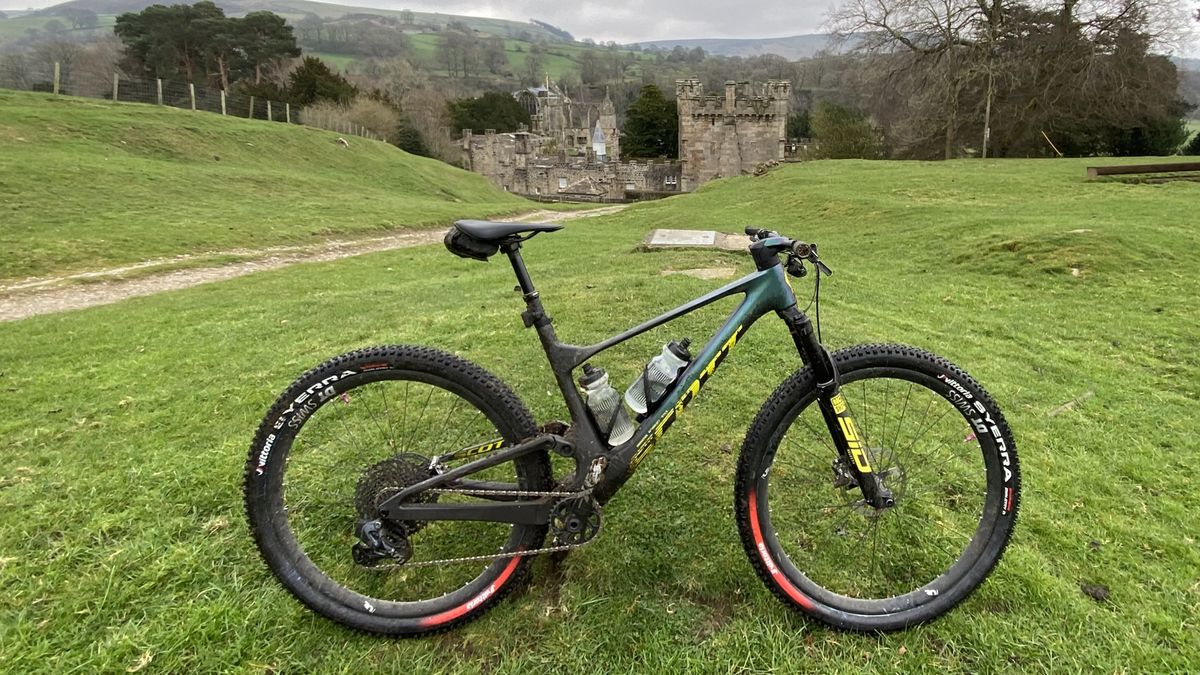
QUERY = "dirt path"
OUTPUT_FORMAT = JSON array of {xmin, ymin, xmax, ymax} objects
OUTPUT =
[{"xmin": 0, "ymin": 205, "xmax": 628, "ymax": 323}]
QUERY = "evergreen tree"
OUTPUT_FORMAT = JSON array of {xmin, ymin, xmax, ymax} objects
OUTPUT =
[
  {"xmin": 447, "ymin": 91, "xmax": 530, "ymax": 133},
  {"xmin": 287, "ymin": 56, "xmax": 357, "ymax": 105},
  {"xmin": 622, "ymin": 84, "xmax": 678, "ymax": 158}
]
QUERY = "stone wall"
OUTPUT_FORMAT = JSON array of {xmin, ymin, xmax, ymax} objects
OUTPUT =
[
  {"xmin": 460, "ymin": 80, "xmax": 785, "ymax": 201},
  {"xmin": 676, "ymin": 79, "xmax": 790, "ymax": 190}
]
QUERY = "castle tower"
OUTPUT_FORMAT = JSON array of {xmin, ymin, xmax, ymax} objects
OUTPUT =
[
  {"xmin": 676, "ymin": 79, "xmax": 790, "ymax": 190},
  {"xmin": 592, "ymin": 120, "xmax": 607, "ymax": 162},
  {"xmin": 599, "ymin": 87, "xmax": 619, "ymax": 161}
]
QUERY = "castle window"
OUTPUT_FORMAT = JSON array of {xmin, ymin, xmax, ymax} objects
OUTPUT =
[
  {"xmin": 558, "ymin": 177, "xmax": 568, "ymax": 189},
  {"xmin": 665, "ymin": 176, "xmax": 678, "ymax": 187}
]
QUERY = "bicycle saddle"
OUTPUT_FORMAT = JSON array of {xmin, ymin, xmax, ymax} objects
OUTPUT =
[{"xmin": 454, "ymin": 220, "xmax": 563, "ymax": 243}]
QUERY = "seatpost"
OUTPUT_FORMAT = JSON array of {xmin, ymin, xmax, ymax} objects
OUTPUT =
[{"xmin": 502, "ymin": 243, "xmax": 552, "ymax": 333}]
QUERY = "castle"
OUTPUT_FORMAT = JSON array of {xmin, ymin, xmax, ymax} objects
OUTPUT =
[{"xmin": 460, "ymin": 79, "xmax": 790, "ymax": 201}]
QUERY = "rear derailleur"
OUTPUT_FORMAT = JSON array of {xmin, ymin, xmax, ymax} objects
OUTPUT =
[{"xmin": 352, "ymin": 519, "xmax": 412, "ymax": 567}]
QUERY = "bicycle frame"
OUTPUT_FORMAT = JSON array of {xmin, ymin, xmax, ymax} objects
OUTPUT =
[{"xmin": 379, "ymin": 237, "xmax": 892, "ymax": 526}]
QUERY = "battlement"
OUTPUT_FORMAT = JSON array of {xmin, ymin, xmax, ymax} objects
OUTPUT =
[
  {"xmin": 675, "ymin": 78, "xmax": 789, "ymax": 190},
  {"xmin": 675, "ymin": 79, "xmax": 791, "ymax": 118}
]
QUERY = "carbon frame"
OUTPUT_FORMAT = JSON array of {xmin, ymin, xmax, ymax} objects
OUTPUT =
[
  {"xmin": 380, "ymin": 236, "xmax": 886, "ymax": 526},
  {"xmin": 537, "ymin": 261, "xmax": 798, "ymax": 500}
]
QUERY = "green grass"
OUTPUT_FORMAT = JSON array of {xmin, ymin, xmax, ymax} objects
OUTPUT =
[
  {"xmin": 0, "ymin": 89, "xmax": 538, "ymax": 281},
  {"xmin": 0, "ymin": 156, "xmax": 1197, "ymax": 671}
]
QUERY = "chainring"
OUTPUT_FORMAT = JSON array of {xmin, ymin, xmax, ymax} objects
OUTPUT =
[
  {"xmin": 549, "ymin": 494, "xmax": 602, "ymax": 546},
  {"xmin": 354, "ymin": 453, "xmax": 438, "ymax": 536}
]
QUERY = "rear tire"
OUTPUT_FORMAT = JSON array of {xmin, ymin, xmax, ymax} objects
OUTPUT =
[
  {"xmin": 735, "ymin": 344, "xmax": 1019, "ymax": 631},
  {"xmin": 244, "ymin": 345, "xmax": 551, "ymax": 636}
]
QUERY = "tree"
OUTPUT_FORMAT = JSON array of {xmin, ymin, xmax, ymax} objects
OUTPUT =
[
  {"xmin": 43, "ymin": 19, "xmax": 65, "ymax": 35},
  {"xmin": 811, "ymin": 100, "xmax": 884, "ymax": 158},
  {"xmin": 483, "ymin": 35, "xmax": 507, "ymax": 74},
  {"xmin": 115, "ymin": 1, "xmax": 229, "ymax": 82},
  {"xmin": 400, "ymin": 9, "xmax": 414, "ymax": 26},
  {"xmin": 522, "ymin": 44, "xmax": 544, "ymax": 86},
  {"xmin": 1184, "ymin": 129, "xmax": 1200, "ymax": 155},
  {"xmin": 239, "ymin": 11, "xmax": 300, "ymax": 84},
  {"xmin": 787, "ymin": 110, "xmax": 812, "ymax": 139},
  {"xmin": 287, "ymin": 56, "xmax": 356, "ymax": 105},
  {"xmin": 63, "ymin": 8, "xmax": 99, "ymax": 30},
  {"xmin": 447, "ymin": 91, "xmax": 530, "ymax": 132},
  {"xmin": 622, "ymin": 84, "xmax": 678, "ymax": 158}
]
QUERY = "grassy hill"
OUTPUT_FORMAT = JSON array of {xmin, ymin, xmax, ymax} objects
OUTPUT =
[
  {"xmin": 0, "ymin": 89, "xmax": 534, "ymax": 281},
  {"xmin": 0, "ymin": 154, "xmax": 1197, "ymax": 670},
  {"xmin": 25, "ymin": 0, "xmax": 569, "ymax": 40}
]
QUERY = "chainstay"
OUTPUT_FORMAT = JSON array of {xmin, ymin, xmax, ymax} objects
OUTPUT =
[{"xmin": 366, "ymin": 486, "xmax": 593, "ymax": 570}]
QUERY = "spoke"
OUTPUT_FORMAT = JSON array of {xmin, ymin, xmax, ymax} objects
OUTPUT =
[
  {"xmin": 380, "ymin": 380, "xmax": 399, "ymax": 450},
  {"xmin": 398, "ymin": 381, "xmax": 410, "ymax": 452},
  {"xmin": 893, "ymin": 381, "xmax": 914, "ymax": 452},
  {"xmin": 799, "ymin": 418, "xmax": 838, "ymax": 456},
  {"xmin": 899, "ymin": 405, "xmax": 956, "ymax": 463},
  {"xmin": 894, "ymin": 511, "xmax": 961, "ymax": 562},
  {"xmin": 402, "ymin": 386, "xmax": 437, "ymax": 456},
  {"xmin": 360, "ymin": 386, "xmax": 394, "ymax": 451}
]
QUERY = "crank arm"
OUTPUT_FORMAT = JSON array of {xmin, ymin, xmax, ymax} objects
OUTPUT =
[{"xmin": 383, "ymin": 497, "xmax": 556, "ymax": 526}]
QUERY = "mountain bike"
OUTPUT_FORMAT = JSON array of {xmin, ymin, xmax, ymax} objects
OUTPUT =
[{"xmin": 244, "ymin": 219, "xmax": 1020, "ymax": 636}]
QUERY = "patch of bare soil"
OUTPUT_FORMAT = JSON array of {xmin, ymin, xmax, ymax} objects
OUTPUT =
[{"xmin": 0, "ymin": 205, "xmax": 627, "ymax": 323}]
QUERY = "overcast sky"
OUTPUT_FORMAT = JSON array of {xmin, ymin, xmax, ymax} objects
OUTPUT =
[{"xmin": 5, "ymin": 0, "xmax": 1198, "ymax": 53}]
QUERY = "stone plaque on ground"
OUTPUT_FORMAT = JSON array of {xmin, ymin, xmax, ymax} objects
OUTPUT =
[
  {"xmin": 647, "ymin": 229, "xmax": 717, "ymax": 247},
  {"xmin": 644, "ymin": 229, "xmax": 746, "ymax": 252}
]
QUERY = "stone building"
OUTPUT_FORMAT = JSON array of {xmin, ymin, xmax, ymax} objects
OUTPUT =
[
  {"xmin": 676, "ymin": 79, "xmax": 791, "ymax": 190},
  {"xmin": 460, "ymin": 79, "xmax": 788, "ymax": 201}
]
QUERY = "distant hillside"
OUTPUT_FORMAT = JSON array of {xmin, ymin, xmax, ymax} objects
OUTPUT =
[
  {"xmin": 32, "ymin": 0, "xmax": 568, "ymax": 41},
  {"xmin": 636, "ymin": 34, "xmax": 842, "ymax": 60}
]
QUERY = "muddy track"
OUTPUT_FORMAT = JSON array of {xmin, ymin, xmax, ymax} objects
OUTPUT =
[{"xmin": 0, "ymin": 205, "xmax": 628, "ymax": 323}]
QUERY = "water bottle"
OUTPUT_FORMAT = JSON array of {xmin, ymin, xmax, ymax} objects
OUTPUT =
[
  {"xmin": 578, "ymin": 364, "xmax": 636, "ymax": 446},
  {"xmin": 624, "ymin": 339, "xmax": 692, "ymax": 415}
]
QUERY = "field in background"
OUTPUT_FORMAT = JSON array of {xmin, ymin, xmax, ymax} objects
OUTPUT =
[
  {"xmin": 0, "ymin": 148, "xmax": 1197, "ymax": 671},
  {"xmin": 0, "ymin": 90, "xmax": 538, "ymax": 281}
]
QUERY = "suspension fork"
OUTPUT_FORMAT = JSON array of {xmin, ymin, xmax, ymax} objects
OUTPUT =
[{"xmin": 777, "ymin": 307, "xmax": 894, "ymax": 509}]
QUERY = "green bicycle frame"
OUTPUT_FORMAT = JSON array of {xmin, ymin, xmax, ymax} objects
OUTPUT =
[{"xmin": 380, "ymin": 237, "xmax": 893, "ymax": 526}]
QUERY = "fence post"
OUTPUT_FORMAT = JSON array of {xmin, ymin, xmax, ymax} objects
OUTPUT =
[
  {"xmin": 267, "ymin": 100, "xmax": 272, "ymax": 122},
  {"xmin": 285, "ymin": 103, "xmax": 290, "ymax": 124},
  {"xmin": 248, "ymin": 96, "xmax": 254, "ymax": 119},
  {"xmin": 189, "ymin": 83, "xmax": 196, "ymax": 111},
  {"xmin": 112, "ymin": 72, "xmax": 119, "ymax": 102},
  {"xmin": 156, "ymin": 78, "xmax": 163, "ymax": 105},
  {"xmin": 220, "ymin": 90, "xmax": 226, "ymax": 115},
  {"xmin": 53, "ymin": 62, "xmax": 60, "ymax": 94}
]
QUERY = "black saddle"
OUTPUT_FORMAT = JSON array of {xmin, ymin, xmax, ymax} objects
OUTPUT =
[{"xmin": 444, "ymin": 219, "xmax": 563, "ymax": 261}]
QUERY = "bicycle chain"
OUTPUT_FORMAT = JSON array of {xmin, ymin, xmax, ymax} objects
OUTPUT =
[{"xmin": 364, "ymin": 486, "xmax": 594, "ymax": 570}]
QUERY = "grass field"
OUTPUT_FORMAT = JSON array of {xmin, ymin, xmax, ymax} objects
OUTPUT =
[
  {"xmin": 1, "ymin": 140, "xmax": 1198, "ymax": 671},
  {"xmin": 0, "ymin": 90, "xmax": 538, "ymax": 281}
]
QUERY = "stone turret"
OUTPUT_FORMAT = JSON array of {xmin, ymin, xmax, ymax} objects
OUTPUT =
[{"xmin": 676, "ymin": 79, "xmax": 790, "ymax": 190}]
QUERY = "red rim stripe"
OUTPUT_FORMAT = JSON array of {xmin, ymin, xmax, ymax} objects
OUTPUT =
[
  {"xmin": 748, "ymin": 490, "xmax": 815, "ymax": 610},
  {"xmin": 419, "ymin": 553, "xmax": 524, "ymax": 627}
]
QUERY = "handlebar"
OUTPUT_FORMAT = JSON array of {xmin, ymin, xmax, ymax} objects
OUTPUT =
[{"xmin": 743, "ymin": 226, "xmax": 831, "ymax": 276}]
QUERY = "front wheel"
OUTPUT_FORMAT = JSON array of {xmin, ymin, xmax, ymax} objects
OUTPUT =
[{"xmin": 735, "ymin": 344, "xmax": 1020, "ymax": 631}]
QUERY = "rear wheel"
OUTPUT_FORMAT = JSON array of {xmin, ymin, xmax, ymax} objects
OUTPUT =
[
  {"xmin": 735, "ymin": 344, "xmax": 1019, "ymax": 631},
  {"xmin": 244, "ymin": 345, "xmax": 551, "ymax": 635}
]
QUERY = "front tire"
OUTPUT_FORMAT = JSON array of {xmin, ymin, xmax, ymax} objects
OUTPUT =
[
  {"xmin": 244, "ymin": 345, "xmax": 551, "ymax": 636},
  {"xmin": 735, "ymin": 344, "xmax": 1019, "ymax": 631}
]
